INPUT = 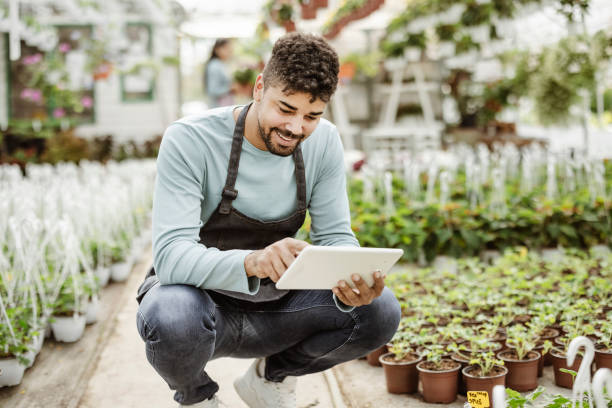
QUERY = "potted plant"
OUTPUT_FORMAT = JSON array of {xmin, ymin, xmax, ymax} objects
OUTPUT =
[
  {"xmin": 379, "ymin": 332, "xmax": 422, "ymax": 394},
  {"xmin": 50, "ymin": 275, "xmax": 87, "ymax": 343},
  {"xmin": 497, "ymin": 325, "xmax": 541, "ymax": 391},
  {"xmin": 0, "ymin": 305, "xmax": 32, "ymax": 387},
  {"xmin": 594, "ymin": 319, "xmax": 612, "ymax": 369},
  {"xmin": 462, "ymin": 351, "xmax": 507, "ymax": 408},
  {"xmin": 417, "ymin": 344, "xmax": 462, "ymax": 403},
  {"xmin": 110, "ymin": 233, "xmax": 133, "ymax": 282}
]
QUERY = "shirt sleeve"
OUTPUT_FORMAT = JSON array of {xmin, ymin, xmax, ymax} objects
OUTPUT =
[
  {"xmin": 151, "ymin": 123, "xmax": 258, "ymax": 294},
  {"xmin": 308, "ymin": 126, "xmax": 360, "ymax": 248}
]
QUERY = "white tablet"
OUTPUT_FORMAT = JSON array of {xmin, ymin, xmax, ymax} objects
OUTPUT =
[{"xmin": 275, "ymin": 246, "xmax": 403, "ymax": 290}]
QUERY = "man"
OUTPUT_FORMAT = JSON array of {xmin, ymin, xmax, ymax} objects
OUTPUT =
[{"xmin": 136, "ymin": 33, "xmax": 401, "ymax": 408}]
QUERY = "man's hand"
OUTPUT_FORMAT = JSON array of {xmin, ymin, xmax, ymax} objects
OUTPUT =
[
  {"xmin": 332, "ymin": 271, "xmax": 385, "ymax": 307},
  {"xmin": 244, "ymin": 238, "xmax": 309, "ymax": 282}
]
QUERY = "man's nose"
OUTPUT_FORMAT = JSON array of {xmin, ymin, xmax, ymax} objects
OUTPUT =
[{"xmin": 285, "ymin": 116, "xmax": 303, "ymax": 135}]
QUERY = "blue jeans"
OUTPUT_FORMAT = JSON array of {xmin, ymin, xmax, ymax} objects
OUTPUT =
[{"xmin": 136, "ymin": 283, "xmax": 401, "ymax": 405}]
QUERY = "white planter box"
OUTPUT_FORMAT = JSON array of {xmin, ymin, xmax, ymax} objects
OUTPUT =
[
  {"xmin": 85, "ymin": 296, "xmax": 99, "ymax": 325},
  {"xmin": 0, "ymin": 358, "xmax": 26, "ymax": 387},
  {"xmin": 111, "ymin": 261, "xmax": 132, "ymax": 282},
  {"xmin": 51, "ymin": 314, "xmax": 86, "ymax": 343}
]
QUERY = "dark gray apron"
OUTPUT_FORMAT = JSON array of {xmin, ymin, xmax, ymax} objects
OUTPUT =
[{"xmin": 136, "ymin": 101, "xmax": 307, "ymax": 304}]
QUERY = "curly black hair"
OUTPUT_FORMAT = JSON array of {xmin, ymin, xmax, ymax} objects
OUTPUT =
[{"xmin": 262, "ymin": 32, "xmax": 339, "ymax": 103}]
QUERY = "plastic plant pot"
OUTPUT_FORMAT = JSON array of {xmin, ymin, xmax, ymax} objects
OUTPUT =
[
  {"xmin": 366, "ymin": 344, "xmax": 387, "ymax": 367},
  {"xmin": 51, "ymin": 314, "xmax": 87, "ymax": 343},
  {"xmin": 550, "ymin": 348, "xmax": 582, "ymax": 389},
  {"xmin": 0, "ymin": 357, "xmax": 25, "ymax": 387},
  {"xmin": 497, "ymin": 349, "xmax": 540, "ymax": 391},
  {"xmin": 417, "ymin": 359, "xmax": 461, "ymax": 403},
  {"xmin": 379, "ymin": 352, "xmax": 422, "ymax": 394},
  {"xmin": 462, "ymin": 365, "xmax": 508, "ymax": 408}
]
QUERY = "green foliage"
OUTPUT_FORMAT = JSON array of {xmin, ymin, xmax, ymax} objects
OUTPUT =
[{"xmin": 469, "ymin": 351, "xmax": 504, "ymax": 377}]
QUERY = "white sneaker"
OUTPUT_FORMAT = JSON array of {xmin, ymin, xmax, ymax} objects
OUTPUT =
[
  {"xmin": 178, "ymin": 395, "xmax": 220, "ymax": 407},
  {"xmin": 234, "ymin": 358, "xmax": 297, "ymax": 408}
]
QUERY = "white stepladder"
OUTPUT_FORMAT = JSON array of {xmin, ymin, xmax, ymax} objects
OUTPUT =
[
  {"xmin": 361, "ymin": 56, "xmax": 443, "ymax": 171},
  {"xmin": 329, "ymin": 85, "xmax": 360, "ymax": 152}
]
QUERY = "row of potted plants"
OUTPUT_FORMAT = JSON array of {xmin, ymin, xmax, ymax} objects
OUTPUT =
[
  {"xmin": 367, "ymin": 248, "xmax": 611, "ymax": 405},
  {"xmin": 0, "ymin": 160, "xmax": 155, "ymax": 387}
]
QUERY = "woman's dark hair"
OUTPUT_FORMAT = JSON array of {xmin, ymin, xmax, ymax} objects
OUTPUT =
[
  {"xmin": 209, "ymin": 38, "xmax": 230, "ymax": 60},
  {"xmin": 262, "ymin": 32, "xmax": 339, "ymax": 103}
]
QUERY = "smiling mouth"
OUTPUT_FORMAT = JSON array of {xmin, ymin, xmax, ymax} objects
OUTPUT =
[{"xmin": 275, "ymin": 129, "xmax": 297, "ymax": 143}]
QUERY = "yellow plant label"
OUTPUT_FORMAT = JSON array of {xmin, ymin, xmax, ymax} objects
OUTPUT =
[{"xmin": 467, "ymin": 391, "xmax": 490, "ymax": 408}]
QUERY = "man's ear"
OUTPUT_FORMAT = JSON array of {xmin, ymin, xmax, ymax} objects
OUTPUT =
[{"xmin": 253, "ymin": 74, "xmax": 264, "ymax": 102}]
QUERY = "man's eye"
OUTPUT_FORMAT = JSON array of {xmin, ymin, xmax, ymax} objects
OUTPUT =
[
  {"xmin": 306, "ymin": 116, "xmax": 316, "ymax": 121},
  {"xmin": 280, "ymin": 108, "xmax": 291, "ymax": 113}
]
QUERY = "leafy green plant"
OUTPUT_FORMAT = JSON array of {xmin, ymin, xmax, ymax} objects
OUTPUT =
[
  {"xmin": 469, "ymin": 351, "xmax": 504, "ymax": 377},
  {"xmin": 505, "ymin": 325, "xmax": 539, "ymax": 360}
]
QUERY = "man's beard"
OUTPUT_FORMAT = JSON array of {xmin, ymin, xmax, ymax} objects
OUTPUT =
[{"xmin": 258, "ymin": 120, "xmax": 304, "ymax": 157}]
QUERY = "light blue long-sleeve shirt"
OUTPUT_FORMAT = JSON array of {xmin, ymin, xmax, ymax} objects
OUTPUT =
[
  {"xmin": 152, "ymin": 105, "xmax": 359, "ymax": 302},
  {"xmin": 205, "ymin": 59, "xmax": 232, "ymax": 107}
]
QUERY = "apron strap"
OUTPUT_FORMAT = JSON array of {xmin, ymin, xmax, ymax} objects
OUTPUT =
[
  {"xmin": 293, "ymin": 145, "xmax": 307, "ymax": 210},
  {"xmin": 219, "ymin": 102, "xmax": 252, "ymax": 215}
]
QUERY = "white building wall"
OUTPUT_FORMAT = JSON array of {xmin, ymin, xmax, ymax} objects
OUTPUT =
[{"xmin": 76, "ymin": 27, "xmax": 180, "ymax": 143}]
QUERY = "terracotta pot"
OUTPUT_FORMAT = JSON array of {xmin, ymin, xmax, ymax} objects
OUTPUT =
[
  {"xmin": 497, "ymin": 350, "xmax": 540, "ymax": 391},
  {"xmin": 366, "ymin": 344, "xmax": 387, "ymax": 366},
  {"xmin": 462, "ymin": 365, "xmax": 508, "ymax": 408},
  {"xmin": 417, "ymin": 359, "xmax": 461, "ymax": 403},
  {"xmin": 379, "ymin": 352, "xmax": 422, "ymax": 394},
  {"xmin": 451, "ymin": 353, "xmax": 470, "ymax": 395},
  {"xmin": 533, "ymin": 344, "xmax": 545, "ymax": 377},
  {"xmin": 550, "ymin": 348, "xmax": 582, "ymax": 389},
  {"xmin": 300, "ymin": 4, "xmax": 317, "ymax": 19},
  {"xmin": 595, "ymin": 346, "xmax": 612, "ymax": 369},
  {"xmin": 314, "ymin": 0, "xmax": 328, "ymax": 7},
  {"xmin": 539, "ymin": 328, "xmax": 560, "ymax": 367}
]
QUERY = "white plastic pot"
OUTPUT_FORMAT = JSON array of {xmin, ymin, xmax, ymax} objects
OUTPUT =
[
  {"xmin": 0, "ymin": 358, "xmax": 26, "ymax": 387},
  {"xmin": 111, "ymin": 261, "xmax": 132, "ymax": 282},
  {"xmin": 85, "ymin": 296, "xmax": 99, "ymax": 325},
  {"xmin": 95, "ymin": 266, "xmax": 111, "ymax": 287},
  {"xmin": 51, "ymin": 314, "xmax": 86, "ymax": 343},
  {"xmin": 33, "ymin": 331, "xmax": 45, "ymax": 353}
]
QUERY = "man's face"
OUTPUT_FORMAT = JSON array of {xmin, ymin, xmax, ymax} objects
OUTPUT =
[{"xmin": 254, "ymin": 77, "xmax": 327, "ymax": 157}]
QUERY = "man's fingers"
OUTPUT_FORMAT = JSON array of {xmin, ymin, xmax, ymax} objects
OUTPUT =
[
  {"xmin": 269, "ymin": 256, "xmax": 286, "ymax": 281},
  {"xmin": 372, "ymin": 271, "xmax": 385, "ymax": 297},
  {"xmin": 284, "ymin": 238, "xmax": 309, "ymax": 253},
  {"xmin": 277, "ymin": 245, "xmax": 297, "ymax": 269},
  {"xmin": 337, "ymin": 280, "xmax": 360, "ymax": 305}
]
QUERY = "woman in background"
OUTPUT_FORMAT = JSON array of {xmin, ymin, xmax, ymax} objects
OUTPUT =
[{"xmin": 204, "ymin": 39, "xmax": 234, "ymax": 108}]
